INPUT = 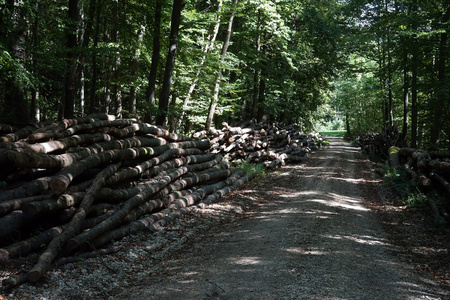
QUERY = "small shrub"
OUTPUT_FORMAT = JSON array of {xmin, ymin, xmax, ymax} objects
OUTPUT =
[
  {"xmin": 382, "ymin": 166, "xmax": 413, "ymax": 199},
  {"xmin": 406, "ymin": 190, "xmax": 428, "ymax": 208},
  {"xmin": 236, "ymin": 161, "xmax": 266, "ymax": 177}
]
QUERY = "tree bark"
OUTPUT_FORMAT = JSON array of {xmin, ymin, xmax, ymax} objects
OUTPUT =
[
  {"xmin": 27, "ymin": 162, "xmax": 121, "ymax": 282},
  {"xmin": 50, "ymin": 140, "xmax": 210, "ymax": 194},
  {"xmin": 145, "ymin": 0, "xmax": 163, "ymax": 123},
  {"xmin": 89, "ymin": 0, "xmax": 101, "ymax": 114},
  {"xmin": 401, "ymin": 45, "xmax": 409, "ymax": 144},
  {"xmin": 65, "ymin": 167, "xmax": 188, "ymax": 252},
  {"xmin": 62, "ymin": 0, "xmax": 80, "ymax": 119},
  {"xmin": 410, "ymin": 0, "xmax": 418, "ymax": 148},
  {"xmin": 156, "ymin": 0, "xmax": 186, "ymax": 126},
  {"xmin": 430, "ymin": 6, "xmax": 450, "ymax": 147}
]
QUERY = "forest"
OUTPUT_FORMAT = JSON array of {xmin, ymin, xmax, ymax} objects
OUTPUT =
[
  {"xmin": 1, "ymin": 0, "xmax": 450, "ymax": 291},
  {"xmin": 0, "ymin": 0, "xmax": 448, "ymax": 149}
]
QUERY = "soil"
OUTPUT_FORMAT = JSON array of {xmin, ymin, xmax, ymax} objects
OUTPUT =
[{"xmin": 1, "ymin": 137, "xmax": 449, "ymax": 299}]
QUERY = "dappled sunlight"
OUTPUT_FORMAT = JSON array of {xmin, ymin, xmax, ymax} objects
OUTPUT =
[
  {"xmin": 327, "ymin": 177, "xmax": 379, "ymax": 184},
  {"xmin": 285, "ymin": 247, "xmax": 331, "ymax": 255},
  {"xmin": 231, "ymin": 256, "xmax": 264, "ymax": 266},
  {"xmin": 323, "ymin": 234, "xmax": 391, "ymax": 246},
  {"xmin": 131, "ymin": 137, "xmax": 448, "ymax": 300},
  {"xmin": 307, "ymin": 198, "xmax": 369, "ymax": 211}
]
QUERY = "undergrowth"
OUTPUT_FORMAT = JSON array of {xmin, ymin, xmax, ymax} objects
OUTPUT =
[
  {"xmin": 381, "ymin": 165, "xmax": 449, "ymax": 230},
  {"xmin": 235, "ymin": 160, "xmax": 266, "ymax": 177},
  {"xmin": 382, "ymin": 166, "xmax": 413, "ymax": 200},
  {"xmin": 382, "ymin": 166, "xmax": 431, "ymax": 208}
]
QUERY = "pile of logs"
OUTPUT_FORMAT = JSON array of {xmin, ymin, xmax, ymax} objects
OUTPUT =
[
  {"xmin": 193, "ymin": 121, "xmax": 323, "ymax": 169},
  {"xmin": 355, "ymin": 127, "xmax": 403, "ymax": 159},
  {"xmin": 355, "ymin": 128, "xmax": 450, "ymax": 225},
  {"xmin": 393, "ymin": 147, "xmax": 450, "ymax": 222},
  {"xmin": 0, "ymin": 114, "xmax": 255, "ymax": 288}
]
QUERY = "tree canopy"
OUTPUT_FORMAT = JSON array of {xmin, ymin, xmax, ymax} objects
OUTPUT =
[{"xmin": 1, "ymin": 0, "xmax": 449, "ymax": 149}]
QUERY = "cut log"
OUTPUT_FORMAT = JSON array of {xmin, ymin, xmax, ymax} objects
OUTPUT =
[
  {"xmin": 27, "ymin": 162, "xmax": 122, "ymax": 282},
  {"xmin": 0, "ymin": 211, "xmax": 26, "ymax": 239},
  {"xmin": 50, "ymin": 140, "xmax": 209, "ymax": 194},
  {"xmin": 430, "ymin": 172, "xmax": 450, "ymax": 196},
  {"xmin": 0, "ymin": 177, "xmax": 51, "ymax": 202},
  {"xmin": 26, "ymin": 133, "xmax": 112, "ymax": 154},
  {"xmin": 65, "ymin": 167, "xmax": 189, "ymax": 253},
  {"xmin": 105, "ymin": 148, "xmax": 205, "ymax": 185},
  {"xmin": 22, "ymin": 193, "xmax": 84, "ymax": 217},
  {"xmin": 0, "ymin": 194, "xmax": 52, "ymax": 216},
  {"xmin": 0, "ymin": 225, "xmax": 67, "ymax": 263}
]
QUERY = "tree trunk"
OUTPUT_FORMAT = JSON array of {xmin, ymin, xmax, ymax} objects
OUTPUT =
[
  {"xmin": 205, "ymin": 0, "xmax": 239, "ymax": 131},
  {"xmin": 89, "ymin": 0, "xmax": 101, "ymax": 114},
  {"xmin": 112, "ymin": 0, "xmax": 122, "ymax": 119},
  {"xmin": 410, "ymin": 36, "xmax": 418, "ymax": 148},
  {"xmin": 27, "ymin": 162, "xmax": 122, "ymax": 282},
  {"xmin": 430, "ymin": 7, "xmax": 450, "ymax": 147},
  {"xmin": 145, "ymin": 0, "xmax": 163, "ymax": 123},
  {"xmin": 65, "ymin": 166, "xmax": 188, "ymax": 252},
  {"xmin": 63, "ymin": 0, "xmax": 80, "ymax": 119},
  {"xmin": 156, "ymin": 0, "xmax": 185, "ymax": 126},
  {"xmin": 251, "ymin": 12, "xmax": 262, "ymax": 120},
  {"xmin": 257, "ymin": 33, "xmax": 269, "ymax": 122},
  {"xmin": 401, "ymin": 45, "xmax": 409, "ymax": 143}
]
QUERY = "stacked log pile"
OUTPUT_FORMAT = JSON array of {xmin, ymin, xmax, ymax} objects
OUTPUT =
[
  {"xmin": 396, "ymin": 147, "xmax": 450, "ymax": 224},
  {"xmin": 356, "ymin": 129, "xmax": 450, "ymax": 225},
  {"xmin": 0, "ymin": 114, "xmax": 255, "ymax": 288},
  {"xmin": 355, "ymin": 127, "xmax": 403, "ymax": 158},
  {"xmin": 193, "ymin": 121, "xmax": 323, "ymax": 169}
]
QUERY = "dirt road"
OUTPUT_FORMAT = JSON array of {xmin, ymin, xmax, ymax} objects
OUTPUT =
[{"xmin": 116, "ymin": 137, "xmax": 447, "ymax": 299}]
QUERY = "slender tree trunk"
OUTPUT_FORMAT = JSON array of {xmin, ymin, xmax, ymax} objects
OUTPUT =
[
  {"xmin": 112, "ymin": 0, "xmax": 122, "ymax": 118},
  {"xmin": 76, "ymin": 0, "xmax": 96, "ymax": 116},
  {"xmin": 345, "ymin": 113, "xmax": 351, "ymax": 136},
  {"xmin": 89, "ymin": 0, "xmax": 101, "ymax": 114},
  {"xmin": 387, "ymin": 29, "xmax": 394, "ymax": 128},
  {"xmin": 410, "ymin": 1, "xmax": 418, "ymax": 148},
  {"xmin": 63, "ymin": 0, "xmax": 80, "ymax": 119},
  {"xmin": 251, "ymin": 12, "xmax": 262, "ymax": 120},
  {"xmin": 257, "ymin": 32, "xmax": 269, "ymax": 122},
  {"xmin": 205, "ymin": 0, "xmax": 239, "ymax": 131},
  {"xmin": 169, "ymin": 90, "xmax": 177, "ymax": 133},
  {"xmin": 401, "ymin": 45, "xmax": 409, "ymax": 143},
  {"xmin": 378, "ymin": 37, "xmax": 388, "ymax": 131},
  {"xmin": 430, "ymin": 7, "xmax": 450, "ymax": 146},
  {"xmin": 156, "ymin": 0, "xmax": 185, "ymax": 126},
  {"xmin": 129, "ymin": 27, "xmax": 144, "ymax": 116},
  {"xmin": 145, "ymin": 0, "xmax": 163, "ymax": 123},
  {"xmin": 30, "ymin": 0, "xmax": 39, "ymax": 122},
  {"xmin": 178, "ymin": 0, "xmax": 223, "ymax": 131}
]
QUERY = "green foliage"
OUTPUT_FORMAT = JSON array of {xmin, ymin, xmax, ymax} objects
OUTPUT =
[
  {"xmin": 235, "ymin": 160, "xmax": 266, "ymax": 177},
  {"xmin": 382, "ymin": 166, "xmax": 413, "ymax": 199},
  {"xmin": 320, "ymin": 131, "xmax": 346, "ymax": 137},
  {"xmin": 405, "ymin": 190, "xmax": 428, "ymax": 209}
]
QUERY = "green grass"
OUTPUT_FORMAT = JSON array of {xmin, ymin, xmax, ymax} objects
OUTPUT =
[{"xmin": 319, "ymin": 130, "xmax": 347, "ymax": 137}]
